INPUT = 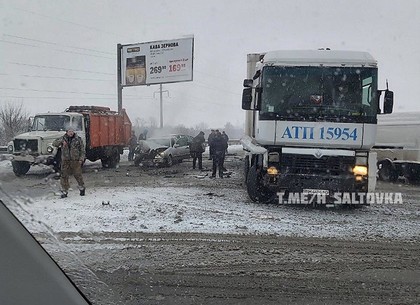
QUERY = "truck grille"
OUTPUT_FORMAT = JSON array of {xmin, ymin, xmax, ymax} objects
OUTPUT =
[
  {"xmin": 281, "ymin": 153, "xmax": 355, "ymax": 175},
  {"xmin": 14, "ymin": 139, "xmax": 38, "ymax": 153}
]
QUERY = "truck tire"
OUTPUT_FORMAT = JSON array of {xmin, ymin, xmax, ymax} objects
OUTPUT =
[
  {"xmin": 101, "ymin": 149, "xmax": 120, "ymax": 168},
  {"xmin": 109, "ymin": 151, "xmax": 120, "ymax": 168},
  {"xmin": 377, "ymin": 160, "xmax": 398, "ymax": 182},
  {"xmin": 12, "ymin": 161, "xmax": 30, "ymax": 176},
  {"xmin": 246, "ymin": 165, "xmax": 274, "ymax": 203}
]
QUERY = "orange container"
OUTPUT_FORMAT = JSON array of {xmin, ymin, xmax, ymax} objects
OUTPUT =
[{"xmin": 67, "ymin": 106, "xmax": 132, "ymax": 149}]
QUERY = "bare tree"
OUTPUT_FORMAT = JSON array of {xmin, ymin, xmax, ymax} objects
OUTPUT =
[{"xmin": 0, "ymin": 101, "xmax": 30, "ymax": 145}]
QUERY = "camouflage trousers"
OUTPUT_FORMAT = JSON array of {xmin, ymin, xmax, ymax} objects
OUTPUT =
[{"xmin": 61, "ymin": 160, "xmax": 85, "ymax": 192}]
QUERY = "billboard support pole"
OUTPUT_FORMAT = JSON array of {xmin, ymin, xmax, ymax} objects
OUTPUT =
[
  {"xmin": 117, "ymin": 44, "xmax": 123, "ymax": 114},
  {"xmin": 159, "ymin": 84, "xmax": 163, "ymax": 129}
]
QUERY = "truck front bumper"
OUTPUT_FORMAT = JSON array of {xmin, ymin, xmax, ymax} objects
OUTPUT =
[
  {"xmin": 266, "ymin": 172, "xmax": 368, "ymax": 195},
  {"xmin": 12, "ymin": 154, "xmax": 56, "ymax": 165}
]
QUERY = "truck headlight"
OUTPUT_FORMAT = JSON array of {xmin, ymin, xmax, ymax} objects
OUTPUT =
[
  {"xmin": 8, "ymin": 144, "xmax": 14, "ymax": 153},
  {"xmin": 47, "ymin": 146, "xmax": 54, "ymax": 153},
  {"xmin": 267, "ymin": 166, "xmax": 279, "ymax": 175},
  {"xmin": 352, "ymin": 165, "xmax": 367, "ymax": 176}
]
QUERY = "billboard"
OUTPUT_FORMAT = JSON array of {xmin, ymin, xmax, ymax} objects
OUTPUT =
[{"xmin": 120, "ymin": 36, "xmax": 194, "ymax": 87}]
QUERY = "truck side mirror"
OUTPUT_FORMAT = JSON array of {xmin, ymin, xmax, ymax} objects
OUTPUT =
[
  {"xmin": 383, "ymin": 90, "xmax": 394, "ymax": 114},
  {"xmin": 242, "ymin": 87, "xmax": 253, "ymax": 110},
  {"xmin": 243, "ymin": 79, "xmax": 253, "ymax": 88}
]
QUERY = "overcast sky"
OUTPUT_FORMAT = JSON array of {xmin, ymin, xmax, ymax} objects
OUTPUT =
[{"xmin": 1, "ymin": 0, "xmax": 419, "ymax": 129}]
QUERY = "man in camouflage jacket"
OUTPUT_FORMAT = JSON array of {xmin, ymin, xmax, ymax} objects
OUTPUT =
[{"xmin": 53, "ymin": 128, "xmax": 86, "ymax": 198}]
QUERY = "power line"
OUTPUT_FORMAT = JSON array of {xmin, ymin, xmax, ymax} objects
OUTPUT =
[
  {"xmin": 0, "ymin": 87, "xmax": 153, "ymax": 99},
  {"xmin": 4, "ymin": 34, "xmax": 114, "ymax": 56},
  {"xmin": 0, "ymin": 87, "xmax": 116, "ymax": 96},
  {"xmin": 0, "ymin": 39, "xmax": 114, "ymax": 60},
  {"xmin": 9, "ymin": 6, "xmax": 120, "ymax": 37},
  {"xmin": 195, "ymin": 70, "xmax": 239, "ymax": 85},
  {"xmin": 0, "ymin": 96, "xmax": 153, "ymax": 100},
  {"xmin": 1, "ymin": 73, "xmax": 113, "ymax": 82},
  {"xmin": 192, "ymin": 80, "xmax": 242, "ymax": 96},
  {"xmin": 169, "ymin": 88, "xmax": 239, "ymax": 107},
  {"xmin": 9, "ymin": 62, "xmax": 114, "ymax": 75}
]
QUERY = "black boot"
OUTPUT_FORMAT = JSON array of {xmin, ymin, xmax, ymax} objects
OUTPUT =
[
  {"xmin": 60, "ymin": 191, "xmax": 68, "ymax": 198},
  {"xmin": 80, "ymin": 188, "xmax": 85, "ymax": 196}
]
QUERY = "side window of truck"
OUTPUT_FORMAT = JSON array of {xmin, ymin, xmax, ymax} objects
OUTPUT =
[
  {"xmin": 73, "ymin": 117, "xmax": 83, "ymax": 131},
  {"xmin": 362, "ymin": 76, "xmax": 373, "ymax": 106},
  {"xmin": 33, "ymin": 117, "xmax": 46, "ymax": 131}
]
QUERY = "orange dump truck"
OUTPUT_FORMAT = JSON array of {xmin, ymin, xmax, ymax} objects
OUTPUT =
[{"xmin": 8, "ymin": 105, "xmax": 132, "ymax": 176}]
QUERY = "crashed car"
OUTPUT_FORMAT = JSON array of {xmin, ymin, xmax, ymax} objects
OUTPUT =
[{"xmin": 133, "ymin": 134, "xmax": 193, "ymax": 167}]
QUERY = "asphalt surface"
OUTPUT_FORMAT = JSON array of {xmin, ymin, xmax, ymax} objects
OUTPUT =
[{"xmin": 1, "ymin": 152, "xmax": 419, "ymax": 305}]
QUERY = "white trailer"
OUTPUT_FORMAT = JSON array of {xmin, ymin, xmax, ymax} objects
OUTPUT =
[
  {"xmin": 241, "ymin": 49, "xmax": 394, "ymax": 204},
  {"xmin": 374, "ymin": 112, "xmax": 420, "ymax": 183}
]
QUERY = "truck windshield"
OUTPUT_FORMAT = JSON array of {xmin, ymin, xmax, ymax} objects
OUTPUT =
[
  {"xmin": 31, "ymin": 115, "xmax": 73, "ymax": 131},
  {"xmin": 259, "ymin": 66, "xmax": 378, "ymax": 123}
]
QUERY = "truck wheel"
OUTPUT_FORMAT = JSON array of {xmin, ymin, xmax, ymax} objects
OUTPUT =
[
  {"xmin": 101, "ymin": 150, "xmax": 120, "ymax": 168},
  {"xmin": 246, "ymin": 165, "xmax": 274, "ymax": 203},
  {"xmin": 12, "ymin": 161, "xmax": 31, "ymax": 176},
  {"xmin": 109, "ymin": 152, "xmax": 120, "ymax": 168},
  {"xmin": 377, "ymin": 160, "xmax": 398, "ymax": 182}
]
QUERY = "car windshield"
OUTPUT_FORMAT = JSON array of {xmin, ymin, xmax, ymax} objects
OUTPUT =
[{"xmin": 259, "ymin": 66, "xmax": 378, "ymax": 123}]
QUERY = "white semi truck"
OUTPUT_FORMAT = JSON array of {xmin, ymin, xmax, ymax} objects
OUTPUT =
[
  {"xmin": 375, "ymin": 112, "xmax": 420, "ymax": 183},
  {"xmin": 241, "ymin": 49, "xmax": 394, "ymax": 204}
]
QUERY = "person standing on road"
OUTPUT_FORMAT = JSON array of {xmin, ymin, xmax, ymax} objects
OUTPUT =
[
  {"xmin": 211, "ymin": 131, "xmax": 225, "ymax": 178},
  {"xmin": 208, "ymin": 129, "xmax": 216, "ymax": 160},
  {"xmin": 189, "ymin": 131, "xmax": 206, "ymax": 170},
  {"xmin": 221, "ymin": 131, "xmax": 229, "ymax": 171},
  {"xmin": 127, "ymin": 131, "xmax": 137, "ymax": 161},
  {"xmin": 53, "ymin": 128, "xmax": 86, "ymax": 198}
]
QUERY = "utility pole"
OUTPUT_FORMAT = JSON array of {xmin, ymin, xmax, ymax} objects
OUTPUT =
[
  {"xmin": 153, "ymin": 84, "xmax": 169, "ymax": 128},
  {"xmin": 117, "ymin": 44, "xmax": 123, "ymax": 114}
]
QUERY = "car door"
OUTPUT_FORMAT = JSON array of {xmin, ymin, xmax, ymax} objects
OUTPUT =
[{"xmin": 175, "ymin": 135, "xmax": 190, "ymax": 159}]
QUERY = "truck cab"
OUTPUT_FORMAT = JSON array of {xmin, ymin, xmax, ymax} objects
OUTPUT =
[
  {"xmin": 241, "ymin": 50, "xmax": 394, "ymax": 204},
  {"xmin": 8, "ymin": 113, "xmax": 86, "ymax": 176},
  {"xmin": 7, "ymin": 105, "xmax": 131, "ymax": 176}
]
